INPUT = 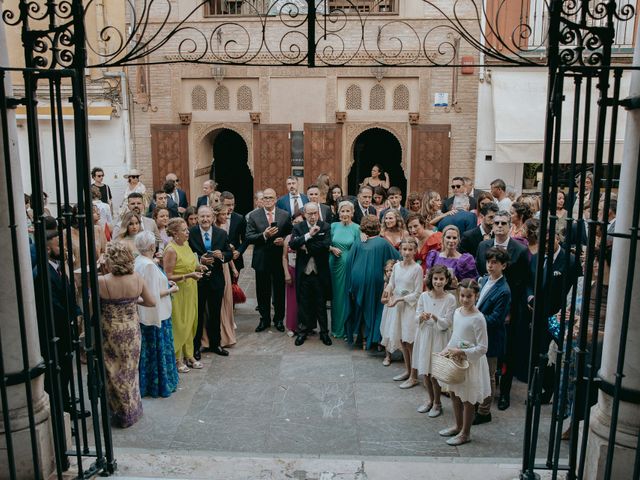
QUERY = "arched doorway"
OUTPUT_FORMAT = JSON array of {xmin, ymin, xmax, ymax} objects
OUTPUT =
[
  {"xmin": 347, "ymin": 128, "xmax": 406, "ymax": 197},
  {"xmin": 210, "ymin": 128, "xmax": 253, "ymax": 215}
]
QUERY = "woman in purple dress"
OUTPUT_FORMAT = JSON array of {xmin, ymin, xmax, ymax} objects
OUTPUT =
[{"xmin": 425, "ymin": 225, "xmax": 478, "ymax": 288}]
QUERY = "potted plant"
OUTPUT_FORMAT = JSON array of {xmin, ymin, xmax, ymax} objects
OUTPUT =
[{"xmin": 523, "ymin": 162, "xmax": 541, "ymax": 190}]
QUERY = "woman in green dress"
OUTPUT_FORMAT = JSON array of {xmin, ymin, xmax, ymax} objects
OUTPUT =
[
  {"xmin": 329, "ymin": 201, "xmax": 361, "ymax": 338},
  {"xmin": 162, "ymin": 218, "xmax": 203, "ymax": 373}
]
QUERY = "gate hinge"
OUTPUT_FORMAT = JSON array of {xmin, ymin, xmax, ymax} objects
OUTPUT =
[
  {"xmin": 5, "ymin": 97, "xmax": 27, "ymax": 110},
  {"xmin": 619, "ymin": 96, "xmax": 640, "ymax": 110}
]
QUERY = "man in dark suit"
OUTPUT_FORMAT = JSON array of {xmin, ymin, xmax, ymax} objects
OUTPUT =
[
  {"xmin": 442, "ymin": 176, "xmax": 477, "ymax": 213},
  {"xmin": 352, "ymin": 185, "xmax": 377, "ymax": 224},
  {"xmin": 246, "ymin": 188, "xmax": 292, "ymax": 332},
  {"xmin": 189, "ymin": 205, "xmax": 233, "ymax": 359},
  {"xmin": 197, "ymin": 179, "xmax": 217, "ymax": 208},
  {"xmin": 220, "ymin": 191, "xmax": 247, "ymax": 272},
  {"xmin": 378, "ymin": 186, "xmax": 410, "ymax": 222},
  {"xmin": 306, "ymin": 184, "xmax": 333, "ymax": 223},
  {"xmin": 147, "ymin": 189, "xmax": 179, "ymax": 218},
  {"xmin": 474, "ymin": 247, "xmax": 512, "ymax": 425},
  {"xmin": 460, "ymin": 202, "xmax": 498, "ymax": 255},
  {"xmin": 165, "ymin": 173, "xmax": 188, "ymax": 214},
  {"xmin": 35, "ymin": 227, "xmax": 86, "ymax": 417},
  {"xmin": 276, "ymin": 176, "xmax": 309, "ymax": 218},
  {"xmin": 437, "ymin": 195, "xmax": 477, "ymax": 234},
  {"xmin": 289, "ymin": 202, "xmax": 332, "ymax": 346},
  {"xmin": 463, "ymin": 176, "xmax": 485, "ymax": 203},
  {"xmin": 476, "ymin": 210, "xmax": 529, "ymax": 410},
  {"xmin": 527, "ymin": 228, "xmax": 578, "ymax": 403}
]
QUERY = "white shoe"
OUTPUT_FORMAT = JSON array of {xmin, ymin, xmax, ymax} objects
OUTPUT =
[
  {"xmin": 417, "ymin": 402, "xmax": 433, "ymax": 413},
  {"xmin": 393, "ymin": 372, "xmax": 410, "ymax": 381},
  {"xmin": 428, "ymin": 404, "xmax": 443, "ymax": 418}
]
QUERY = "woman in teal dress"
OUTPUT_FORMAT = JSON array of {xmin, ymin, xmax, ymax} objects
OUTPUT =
[{"xmin": 329, "ymin": 201, "xmax": 362, "ymax": 338}]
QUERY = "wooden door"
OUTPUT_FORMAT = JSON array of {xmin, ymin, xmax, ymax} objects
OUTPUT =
[
  {"xmin": 252, "ymin": 124, "xmax": 291, "ymax": 195},
  {"xmin": 410, "ymin": 124, "xmax": 451, "ymax": 198},
  {"xmin": 150, "ymin": 124, "xmax": 190, "ymax": 198},
  {"xmin": 303, "ymin": 123, "xmax": 343, "ymax": 190}
]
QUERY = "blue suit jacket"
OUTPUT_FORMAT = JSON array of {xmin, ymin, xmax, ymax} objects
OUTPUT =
[
  {"xmin": 477, "ymin": 275, "xmax": 511, "ymax": 358},
  {"xmin": 175, "ymin": 188, "xmax": 188, "ymax": 209},
  {"xmin": 437, "ymin": 210, "xmax": 477, "ymax": 234},
  {"xmin": 276, "ymin": 193, "xmax": 309, "ymax": 217}
]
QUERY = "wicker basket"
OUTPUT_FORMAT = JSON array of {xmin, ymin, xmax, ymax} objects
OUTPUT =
[{"xmin": 431, "ymin": 353, "xmax": 469, "ymax": 385}]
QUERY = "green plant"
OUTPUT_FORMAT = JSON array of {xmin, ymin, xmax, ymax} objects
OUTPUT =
[{"xmin": 524, "ymin": 162, "xmax": 542, "ymax": 179}]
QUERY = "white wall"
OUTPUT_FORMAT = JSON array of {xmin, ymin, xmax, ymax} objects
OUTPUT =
[{"xmin": 17, "ymin": 116, "xmax": 129, "ymax": 214}]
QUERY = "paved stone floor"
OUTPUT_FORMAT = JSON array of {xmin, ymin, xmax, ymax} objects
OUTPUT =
[{"xmin": 110, "ymin": 262, "xmax": 561, "ymax": 464}]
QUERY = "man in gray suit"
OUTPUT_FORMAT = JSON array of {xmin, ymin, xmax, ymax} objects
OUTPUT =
[{"xmin": 246, "ymin": 188, "xmax": 292, "ymax": 332}]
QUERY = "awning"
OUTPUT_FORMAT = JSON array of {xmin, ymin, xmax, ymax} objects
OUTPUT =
[
  {"xmin": 491, "ymin": 70, "xmax": 629, "ymax": 163},
  {"xmin": 15, "ymin": 104, "xmax": 114, "ymax": 121}
]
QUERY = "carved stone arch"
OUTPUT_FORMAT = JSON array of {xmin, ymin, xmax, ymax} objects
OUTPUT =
[
  {"xmin": 192, "ymin": 122, "xmax": 254, "ymax": 177},
  {"xmin": 344, "ymin": 122, "xmax": 408, "ymax": 176}
]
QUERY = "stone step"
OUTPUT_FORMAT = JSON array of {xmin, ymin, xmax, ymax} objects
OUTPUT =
[{"xmin": 104, "ymin": 450, "xmax": 564, "ymax": 480}]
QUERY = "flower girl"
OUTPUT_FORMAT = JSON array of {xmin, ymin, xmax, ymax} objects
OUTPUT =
[
  {"xmin": 413, "ymin": 265, "xmax": 456, "ymax": 417},
  {"xmin": 438, "ymin": 279, "xmax": 491, "ymax": 446},
  {"xmin": 382, "ymin": 238, "xmax": 423, "ymax": 389},
  {"xmin": 379, "ymin": 259, "xmax": 398, "ymax": 366}
]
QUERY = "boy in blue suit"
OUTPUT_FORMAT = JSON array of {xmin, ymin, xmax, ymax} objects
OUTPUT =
[{"xmin": 474, "ymin": 247, "xmax": 511, "ymax": 425}]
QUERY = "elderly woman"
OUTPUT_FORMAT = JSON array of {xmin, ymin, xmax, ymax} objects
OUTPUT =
[
  {"xmin": 329, "ymin": 201, "xmax": 362, "ymax": 339},
  {"xmin": 425, "ymin": 225, "xmax": 478, "ymax": 288},
  {"xmin": 134, "ymin": 231, "xmax": 179, "ymax": 398},
  {"xmin": 346, "ymin": 215, "xmax": 401, "ymax": 349},
  {"xmin": 117, "ymin": 211, "xmax": 142, "ymax": 255},
  {"xmin": 406, "ymin": 192, "xmax": 422, "ymax": 214},
  {"xmin": 99, "ymin": 241, "xmax": 155, "ymax": 428},
  {"xmin": 162, "ymin": 218, "xmax": 203, "ymax": 373}
]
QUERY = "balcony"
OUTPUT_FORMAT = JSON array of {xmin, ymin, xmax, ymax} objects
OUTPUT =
[{"xmin": 205, "ymin": 0, "xmax": 397, "ymax": 16}]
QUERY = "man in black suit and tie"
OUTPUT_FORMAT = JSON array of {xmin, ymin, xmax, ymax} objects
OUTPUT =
[
  {"xmin": 352, "ymin": 185, "xmax": 377, "ymax": 224},
  {"xmin": 165, "ymin": 173, "xmax": 188, "ymax": 214},
  {"xmin": 306, "ymin": 184, "xmax": 333, "ymax": 223},
  {"xmin": 527, "ymin": 228, "xmax": 578, "ymax": 403},
  {"xmin": 35, "ymin": 227, "xmax": 86, "ymax": 417},
  {"xmin": 460, "ymin": 202, "xmax": 498, "ymax": 255},
  {"xmin": 147, "ymin": 189, "xmax": 179, "ymax": 218},
  {"xmin": 442, "ymin": 176, "xmax": 477, "ymax": 213},
  {"xmin": 197, "ymin": 179, "xmax": 216, "ymax": 208},
  {"xmin": 276, "ymin": 176, "xmax": 309, "ymax": 218},
  {"xmin": 220, "ymin": 191, "xmax": 247, "ymax": 272},
  {"xmin": 289, "ymin": 202, "xmax": 332, "ymax": 347},
  {"xmin": 246, "ymin": 188, "xmax": 292, "ymax": 332},
  {"xmin": 475, "ymin": 210, "xmax": 529, "ymax": 410},
  {"xmin": 189, "ymin": 205, "xmax": 233, "ymax": 359}
]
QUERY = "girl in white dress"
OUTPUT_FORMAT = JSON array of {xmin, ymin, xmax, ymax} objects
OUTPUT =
[
  {"xmin": 413, "ymin": 265, "xmax": 456, "ymax": 418},
  {"xmin": 439, "ymin": 278, "xmax": 491, "ymax": 446},
  {"xmin": 383, "ymin": 238, "xmax": 423, "ymax": 389},
  {"xmin": 379, "ymin": 259, "xmax": 398, "ymax": 366}
]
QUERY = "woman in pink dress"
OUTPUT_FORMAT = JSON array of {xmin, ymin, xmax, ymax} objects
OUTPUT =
[{"xmin": 213, "ymin": 204, "xmax": 239, "ymax": 348}]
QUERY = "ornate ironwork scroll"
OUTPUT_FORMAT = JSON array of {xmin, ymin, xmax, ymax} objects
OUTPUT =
[{"xmin": 2, "ymin": 1, "xmax": 636, "ymax": 69}]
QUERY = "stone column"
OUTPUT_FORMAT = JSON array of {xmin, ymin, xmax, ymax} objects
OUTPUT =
[
  {"xmin": 583, "ymin": 29, "xmax": 640, "ymax": 480},
  {"xmin": 0, "ymin": 6, "xmax": 55, "ymax": 479}
]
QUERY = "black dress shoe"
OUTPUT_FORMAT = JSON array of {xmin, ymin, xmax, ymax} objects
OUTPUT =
[
  {"xmin": 194, "ymin": 349, "xmax": 202, "ymax": 361},
  {"xmin": 540, "ymin": 390, "xmax": 553, "ymax": 405},
  {"xmin": 472, "ymin": 412, "xmax": 492, "ymax": 425},
  {"xmin": 213, "ymin": 346, "xmax": 229, "ymax": 356},
  {"xmin": 65, "ymin": 407, "xmax": 91, "ymax": 419},
  {"xmin": 294, "ymin": 334, "xmax": 307, "ymax": 346},
  {"xmin": 320, "ymin": 333, "xmax": 332, "ymax": 346},
  {"xmin": 498, "ymin": 395, "xmax": 510, "ymax": 411},
  {"xmin": 255, "ymin": 322, "xmax": 270, "ymax": 332},
  {"xmin": 274, "ymin": 322, "xmax": 285, "ymax": 332}
]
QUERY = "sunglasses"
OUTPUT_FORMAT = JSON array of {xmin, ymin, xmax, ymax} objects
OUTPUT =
[
  {"xmin": 494, "ymin": 221, "xmax": 509, "ymax": 225},
  {"xmin": 129, "ymin": 175, "xmax": 140, "ymax": 179},
  {"xmin": 95, "ymin": 174, "xmax": 104, "ymax": 178},
  {"xmin": 451, "ymin": 184, "xmax": 463, "ymax": 189}
]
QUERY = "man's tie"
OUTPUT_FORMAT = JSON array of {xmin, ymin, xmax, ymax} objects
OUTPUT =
[
  {"xmin": 292, "ymin": 196, "xmax": 300, "ymax": 216},
  {"xmin": 267, "ymin": 211, "xmax": 274, "ymax": 225},
  {"xmin": 204, "ymin": 231, "xmax": 211, "ymax": 251}
]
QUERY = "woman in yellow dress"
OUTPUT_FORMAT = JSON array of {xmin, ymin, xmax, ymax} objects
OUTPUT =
[{"xmin": 162, "ymin": 218, "xmax": 204, "ymax": 373}]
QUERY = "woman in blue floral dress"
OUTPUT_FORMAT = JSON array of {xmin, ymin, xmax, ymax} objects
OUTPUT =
[{"xmin": 134, "ymin": 231, "xmax": 179, "ymax": 398}]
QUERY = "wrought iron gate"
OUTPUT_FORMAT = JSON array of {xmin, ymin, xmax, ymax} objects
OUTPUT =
[{"xmin": 1, "ymin": 1, "xmax": 639, "ymax": 479}]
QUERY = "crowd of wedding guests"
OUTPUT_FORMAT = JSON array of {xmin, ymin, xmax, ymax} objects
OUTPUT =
[{"xmin": 30, "ymin": 164, "xmax": 614, "ymax": 444}]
